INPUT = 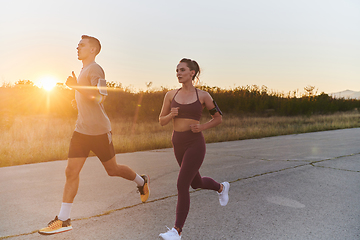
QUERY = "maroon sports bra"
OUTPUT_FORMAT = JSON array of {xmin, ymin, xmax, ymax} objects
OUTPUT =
[{"xmin": 170, "ymin": 88, "xmax": 202, "ymax": 121}]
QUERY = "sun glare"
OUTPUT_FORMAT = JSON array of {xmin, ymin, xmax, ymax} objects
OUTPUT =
[{"xmin": 39, "ymin": 77, "xmax": 57, "ymax": 91}]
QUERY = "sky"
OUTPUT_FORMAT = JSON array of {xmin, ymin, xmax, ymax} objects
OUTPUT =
[{"xmin": 1, "ymin": 0, "xmax": 359, "ymax": 94}]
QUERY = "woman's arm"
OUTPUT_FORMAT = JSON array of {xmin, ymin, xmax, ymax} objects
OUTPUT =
[{"xmin": 159, "ymin": 91, "xmax": 179, "ymax": 126}]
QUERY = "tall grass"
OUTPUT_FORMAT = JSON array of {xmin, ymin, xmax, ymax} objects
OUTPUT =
[
  {"xmin": 1, "ymin": 112, "xmax": 360, "ymax": 168},
  {"xmin": 0, "ymin": 116, "xmax": 75, "ymax": 166},
  {"xmin": 203, "ymin": 112, "xmax": 360, "ymax": 142}
]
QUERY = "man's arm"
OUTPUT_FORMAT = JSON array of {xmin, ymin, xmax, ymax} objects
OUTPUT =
[{"xmin": 66, "ymin": 71, "xmax": 105, "ymax": 103}]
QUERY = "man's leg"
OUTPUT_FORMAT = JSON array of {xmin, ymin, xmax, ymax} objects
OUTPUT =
[
  {"xmin": 38, "ymin": 157, "xmax": 86, "ymax": 235},
  {"xmin": 101, "ymin": 156, "xmax": 136, "ymax": 180},
  {"xmin": 59, "ymin": 157, "xmax": 87, "ymax": 220},
  {"xmin": 63, "ymin": 157, "xmax": 87, "ymax": 203},
  {"xmin": 102, "ymin": 156, "xmax": 150, "ymax": 202}
]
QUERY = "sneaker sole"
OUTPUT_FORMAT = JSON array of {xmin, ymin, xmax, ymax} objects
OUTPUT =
[{"xmin": 38, "ymin": 226, "xmax": 73, "ymax": 235}]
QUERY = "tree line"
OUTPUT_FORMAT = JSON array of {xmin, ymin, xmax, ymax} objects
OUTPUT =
[{"xmin": 1, "ymin": 80, "xmax": 360, "ymax": 128}]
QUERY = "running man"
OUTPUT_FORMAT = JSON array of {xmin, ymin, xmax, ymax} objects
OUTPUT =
[{"xmin": 38, "ymin": 35, "xmax": 150, "ymax": 235}]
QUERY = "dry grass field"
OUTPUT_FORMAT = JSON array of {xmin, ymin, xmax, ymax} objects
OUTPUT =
[{"xmin": 1, "ymin": 111, "xmax": 360, "ymax": 167}]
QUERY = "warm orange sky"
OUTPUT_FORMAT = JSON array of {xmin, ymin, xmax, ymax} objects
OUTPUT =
[{"xmin": 1, "ymin": 0, "xmax": 359, "ymax": 94}]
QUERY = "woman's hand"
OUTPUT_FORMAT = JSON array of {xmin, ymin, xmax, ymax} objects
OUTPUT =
[
  {"xmin": 170, "ymin": 107, "xmax": 179, "ymax": 118},
  {"xmin": 190, "ymin": 123, "xmax": 203, "ymax": 133}
]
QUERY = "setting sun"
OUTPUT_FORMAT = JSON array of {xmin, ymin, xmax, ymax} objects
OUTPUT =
[{"xmin": 39, "ymin": 77, "xmax": 58, "ymax": 91}]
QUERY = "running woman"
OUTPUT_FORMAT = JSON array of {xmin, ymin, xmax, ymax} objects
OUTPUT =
[
  {"xmin": 38, "ymin": 35, "xmax": 150, "ymax": 235},
  {"xmin": 158, "ymin": 58, "xmax": 230, "ymax": 240}
]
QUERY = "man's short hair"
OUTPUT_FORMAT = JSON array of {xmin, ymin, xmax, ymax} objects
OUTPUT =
[{"xmin": 81, "ymin": 35, "xmax": 101, "ymax": 55}]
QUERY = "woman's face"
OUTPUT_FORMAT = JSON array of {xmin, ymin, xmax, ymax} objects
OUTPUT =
[{"xmin": 176, "ymin": 62, "xmax": 195, "ymax": 84}]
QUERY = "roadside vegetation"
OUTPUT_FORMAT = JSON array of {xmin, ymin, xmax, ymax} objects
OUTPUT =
[{"xmin": 1, "ymin": 80, "xmax": 360, "ymax": 167}]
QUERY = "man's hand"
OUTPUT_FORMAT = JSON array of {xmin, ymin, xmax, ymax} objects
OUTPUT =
[
  {"xmin": 71, "ymin": 99, "xmax": 77, "ymax": 110},
  {"xmin": 66, "ymin": 71, "xmax": 78, "ymax": 88}
]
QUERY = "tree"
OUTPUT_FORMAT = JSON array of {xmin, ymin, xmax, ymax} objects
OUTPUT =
[
  {"xmin": 14, "ymin": 80, "xmax": 35, "ymax": 88},
  {"xmin": 304, "ymin": 85, "xmax": 317, "ymax": 97}
]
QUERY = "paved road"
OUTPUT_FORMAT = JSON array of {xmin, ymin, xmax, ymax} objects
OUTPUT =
[{"xmin": 1, "ymin": 128, "xmax": 359, "ymax": 240}]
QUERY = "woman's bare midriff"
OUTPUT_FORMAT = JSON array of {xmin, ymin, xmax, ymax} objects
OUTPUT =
[{"xmin": 173, "ymin": 118, "xmax": 199, "ymax": 132}]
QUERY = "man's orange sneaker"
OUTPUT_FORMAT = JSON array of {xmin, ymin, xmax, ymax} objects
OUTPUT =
[
  {"xmin": 38, "ymin": 216, "xmax": 72, "ymax": 235},
  {"xmin": 137, "ymin": 174, "xmax": 150, "ymax": 203}
]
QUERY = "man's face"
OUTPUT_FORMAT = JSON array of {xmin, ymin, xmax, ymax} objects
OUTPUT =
[{"xmin": 76, "ymin": 39, "xmax": 94, "ymax": 60}]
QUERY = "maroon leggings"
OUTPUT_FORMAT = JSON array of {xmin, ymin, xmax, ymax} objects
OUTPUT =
[{"xmin": 172, "ymin": 130, "xmax": 221, "ymax": 231}]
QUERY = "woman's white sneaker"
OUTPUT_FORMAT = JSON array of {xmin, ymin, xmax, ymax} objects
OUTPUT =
[
  {"xmin": 218, "ymin": 182, "xmax": 230, "ymax": 206},
  {"xmin": 159, "ymin": 227, "xmax": 181, "ymax": 240}
]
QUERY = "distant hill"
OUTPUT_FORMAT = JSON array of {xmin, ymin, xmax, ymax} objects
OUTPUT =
[{"xmin": 329, "ymin": 90, "xmax": 360, "ymax": 99}]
